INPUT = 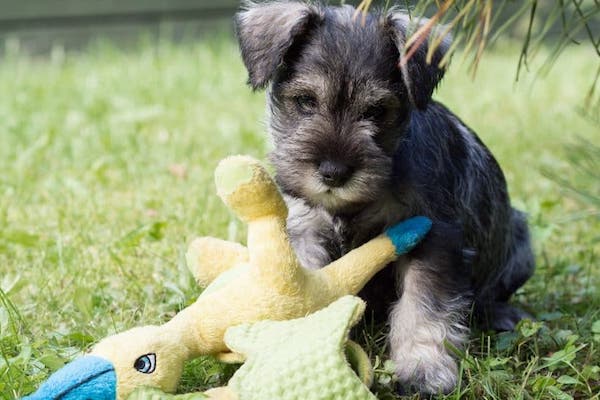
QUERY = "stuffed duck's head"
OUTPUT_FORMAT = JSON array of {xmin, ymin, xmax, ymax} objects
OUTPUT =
[{"xmin": 24, "ymin": 325, "xmax": 190, "ymax": 400}]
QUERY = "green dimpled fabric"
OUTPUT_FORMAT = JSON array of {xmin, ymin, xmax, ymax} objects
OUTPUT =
[{"xmin": 224, "ymin": 295, "xmax": 377, "ymax": 400}]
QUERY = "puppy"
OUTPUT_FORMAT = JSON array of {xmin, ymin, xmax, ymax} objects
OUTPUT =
[{"xmin": 235, "ymin": 1, "xmax": 535, "ymax": 394}]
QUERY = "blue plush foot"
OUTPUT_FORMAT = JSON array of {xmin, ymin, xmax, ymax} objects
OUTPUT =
[{"xmin": 385, "ymin": 216, "xmax": 432, "ymax": 255}]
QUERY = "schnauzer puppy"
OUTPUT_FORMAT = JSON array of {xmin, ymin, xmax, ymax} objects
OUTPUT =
[{"xmin": 235, "ymin": 1, "xmax": 535, "ymax": 394}]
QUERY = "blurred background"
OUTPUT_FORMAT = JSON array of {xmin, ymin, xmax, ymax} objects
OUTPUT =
[
  {"xmin": 0, "ymin": 0, "xmax": 239, "ymax": 54},
  {"xmin": 1, "ymin": 1, "xmax": 598, "ymax": 56}
]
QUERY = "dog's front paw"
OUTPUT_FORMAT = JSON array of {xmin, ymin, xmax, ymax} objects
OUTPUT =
[{"xmin": 394, "ymin": 346, "xmax": 458, "ymax": 395}]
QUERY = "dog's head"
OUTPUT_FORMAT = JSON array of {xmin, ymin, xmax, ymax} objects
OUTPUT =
[{"xmin": 235, "ymin": 1, "xmax": 450, "ymax": 213}]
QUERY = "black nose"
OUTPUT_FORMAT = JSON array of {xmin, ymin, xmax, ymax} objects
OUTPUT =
[{"xmin": 318, "ymin": 160, "xmax": 353, "ymax": 187}]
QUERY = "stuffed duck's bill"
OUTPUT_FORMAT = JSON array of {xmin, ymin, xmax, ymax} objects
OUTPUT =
[{"xmin": 23, "ymin": 355, "xmax": 116, "ymax": 400}]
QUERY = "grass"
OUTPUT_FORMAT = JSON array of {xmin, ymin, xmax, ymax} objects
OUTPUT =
[{"xmin": 0, "ymin": 33, "xmax": 598, "ymax": 399}]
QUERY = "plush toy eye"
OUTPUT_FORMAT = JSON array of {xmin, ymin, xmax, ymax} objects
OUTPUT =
[{"xmin": 133, "ymin": 353, "xmax": 156, "ymax": 374}]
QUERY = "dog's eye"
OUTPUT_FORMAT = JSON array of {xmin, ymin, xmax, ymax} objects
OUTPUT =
[
  {"xmin": 294, "ymin": 95, "xmax": 318, "ymax": 115},
  {"xmin": 361, "ymin": 105, "xmax": 386, "ymax": 121}
]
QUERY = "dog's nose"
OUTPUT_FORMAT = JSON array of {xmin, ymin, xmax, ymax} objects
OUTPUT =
[{"xmin": 318, "ymin": 160, "xmax": 353, "ymax": 187}]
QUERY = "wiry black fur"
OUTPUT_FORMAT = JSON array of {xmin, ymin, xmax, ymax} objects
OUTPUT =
[{"xmin": 235, "ymin": 1, "xmax": 535, "ymax": 394}]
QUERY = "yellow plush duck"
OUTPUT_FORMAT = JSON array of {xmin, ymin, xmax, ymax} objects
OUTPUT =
[{"xmin": 24, "ymin": 156, "xmax": 431, "ymax": 400}]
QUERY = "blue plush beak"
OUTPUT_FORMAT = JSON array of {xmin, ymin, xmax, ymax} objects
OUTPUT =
[
  {"xmin": 385, "ymin": 216, "xmax": 432, "ymax": 255},
  {"xmin": 23, "ymin": 355, "xmax": 117, "ymax": 400}
]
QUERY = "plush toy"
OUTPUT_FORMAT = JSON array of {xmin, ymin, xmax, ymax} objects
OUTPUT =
[
  {"xmin": 128, "ymin": 295, "xmax": 375, "ymax": 400},
  {"xmin": 23, "ymin": 156, "xmax": 431, "ymax": 400},
  {"xmin": 215, "ymin": 295, "xmax": 377, "ymax": 400}
]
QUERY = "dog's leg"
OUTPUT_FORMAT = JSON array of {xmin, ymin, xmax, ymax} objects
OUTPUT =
[
  {"xmin": 389, "ymin": 223, "xmax": 471, "ymax": 395},
  {"xmin": 389, "ymin": 261, "xmax": 470, "ymax": 394},
  {"xmin": 284, "ymin": 195, "xmax": 341, "ymax": 270},
  {"xmin": 476, "ymin": 209, "xmax": 535, "ymax": 331}
]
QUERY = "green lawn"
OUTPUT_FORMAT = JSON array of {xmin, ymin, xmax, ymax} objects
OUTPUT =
[{"xmin": 0, "ymin": 34, "xmax": 598, "ymax": 399}]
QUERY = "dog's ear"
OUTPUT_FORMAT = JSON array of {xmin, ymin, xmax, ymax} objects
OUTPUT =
[
  {"xmin": 387, "ymin": 12, "xmax": 451, "ymax": 109},
  {"xmin": 235, "ymin": 1, "xmax": 322, "ymax": 90}
]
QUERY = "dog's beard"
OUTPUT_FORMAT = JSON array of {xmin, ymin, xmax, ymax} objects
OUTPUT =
[
  {"xmin": 268, "ymin": 101, "xmax": 398, "ymax": 215},
  {"xmin": 299, "ymin": 167, "xmax": 390, "ymax": 213},
  {"xmin": 271, "ymin": 137, "xmax": 395, "ymax": 214}
]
